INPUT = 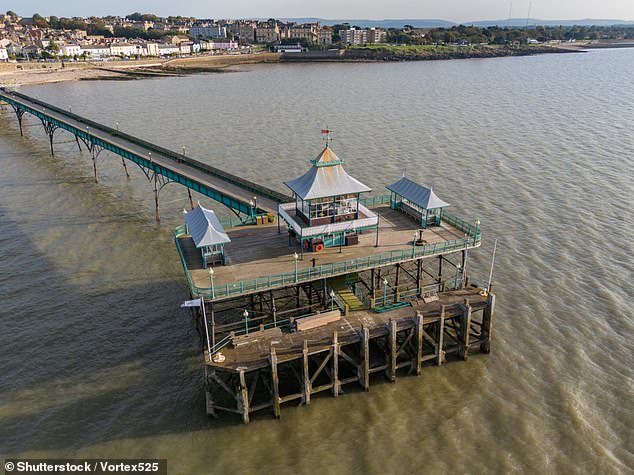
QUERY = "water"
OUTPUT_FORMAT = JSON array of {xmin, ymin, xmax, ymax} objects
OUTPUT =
[{"xmin": 1, "ymin": 49, "xmax": 633, "ymax": 473}]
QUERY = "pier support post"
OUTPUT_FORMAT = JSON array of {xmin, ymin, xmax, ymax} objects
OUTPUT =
[
  {"xmin": 361, "ymin": 326, "xmax": 370, "ymax": 391},
  {"xmin": 121, "ymin": 158, "xmax": 130, "ymax": 178},
  {"xmin": 332, "ymin": 332, "xmax": 340, "ymax": 397},
  {"xmin": 153, "ymin": 174, "xmax": 161, "ymax": 223},
  {"xmin": 187, "ymin": 188, "xmax": 194, "ymax": 209},
  {"xmin": 75, "ymin": 135, "xmax": 82, "ymax": 152},
  {"xmin": 270, "ymin": 347, "xmax": 281, "ymax": 418},
  {"xmin": 204, "ymin": 367, "xmax": 217, "ymax": 418},
  {"xmin": 302, "ymin": 340, "xmax": 311, "ymax": 405},
  {"xmin": 11, "ymin": 106, "xmax": 26, "ymax": 136},
  {"xmin": 437, "ymin": 305, "xmax": 446, "ymax": 365},
  {"xmin": 388, "ymin": 319, "xmax": 397, "ymax": 382},
  {"xmin": 238, "ymin": 369, "xmax": 250, "ymax": 424},
  {"xmin": 40, "ymin": 119, "xmax": 58, "ymax": 156},
  {"xmin": 414, "ymin": 312, "xmax": 424, "ymax": 375},
  {"xmin": 481, "ymin": 292, "xmax": 496, "ymax": 354},
  {"xmin": 459, "ymin": 299, "xmax": 472, "ymax": 360}
]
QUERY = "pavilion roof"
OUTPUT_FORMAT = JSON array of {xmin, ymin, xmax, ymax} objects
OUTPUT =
[
  {"xmin": 284, "ymin": 146, "xmax": 371, "ymax": 200},
  {"xmin": 387, "ymin": 177, "xmax": 450, "ymax": 210},
  {"xmin": 185, "ymin": 204, "xmax": 231, "ymax": 248}
]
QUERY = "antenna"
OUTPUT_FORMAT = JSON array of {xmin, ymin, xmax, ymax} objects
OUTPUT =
[
  {"xmin": 526, "ymin": 1, "xmax": 533, "ymax": 27},
  {"xmin": 487, "ymin": 238, "xmax": 498, "ymax": 293}
]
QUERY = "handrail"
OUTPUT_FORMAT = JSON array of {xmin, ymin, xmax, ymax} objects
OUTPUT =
[
  {"xmin": 0, "ymin": 89, "xmax": 291, "ymax": 205},
  {"xmin": 175, "ymin": 218, "xmax": 481, "ymax": 301}
]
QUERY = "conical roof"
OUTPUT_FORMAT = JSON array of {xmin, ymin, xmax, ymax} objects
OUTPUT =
[
  {"xmin": 387, "ymin": 177, "xmax": 450, "ymax": 209},
  {"xmin": 284, "ymin": 146, "xmax": 371, "ymax": 200}
]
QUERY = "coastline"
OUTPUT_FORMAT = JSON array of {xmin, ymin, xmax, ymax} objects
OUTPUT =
[{"xmin": 0, "ymin": 44, "xmax": 610, "ymax": 87}]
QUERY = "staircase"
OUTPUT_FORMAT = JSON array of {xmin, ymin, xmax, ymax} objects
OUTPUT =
[{"xmin": 329, "ymin": 276, "xmax": 366, "ymax": 312}]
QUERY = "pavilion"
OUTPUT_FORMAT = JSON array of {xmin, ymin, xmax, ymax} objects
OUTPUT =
[
  {"xmin": 184, "ymin": 204, "xmax": 231, "ymax": 267},
  {"xmin": 278, "ymin": 142, "xmax": 378, "ymax": 253},
  {"xmin": 386, "ymin": 176, "xmax": 450, "ymax": 228}
]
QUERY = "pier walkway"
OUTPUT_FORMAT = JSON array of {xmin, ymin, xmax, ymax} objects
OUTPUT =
[{"xmin": 0, "ymin": 88, "xmax": 290, "ymax": 220}]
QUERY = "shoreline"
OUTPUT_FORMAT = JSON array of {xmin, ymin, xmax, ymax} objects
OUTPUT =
[{"xmin": 0, "ymin": 43, "xmax": 624, "ymax": 87}]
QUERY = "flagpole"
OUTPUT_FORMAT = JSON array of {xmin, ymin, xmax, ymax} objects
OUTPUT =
[{"xmin": 201, "ymin": 298, "xmax": 212, "ymax": 360}]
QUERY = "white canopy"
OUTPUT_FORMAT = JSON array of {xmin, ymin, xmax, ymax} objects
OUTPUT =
[{"xmin": 185, "ymin": 204, "xmax": 231, "ymax": 248}]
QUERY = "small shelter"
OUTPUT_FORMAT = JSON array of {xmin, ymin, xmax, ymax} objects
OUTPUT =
[
  {"xmin": 184, "ymin": 204, "xmax": 231, "ymax": 267},
  {"xmin": 386, "ymin": 177, "xmax": 450, "ymax": 228}
]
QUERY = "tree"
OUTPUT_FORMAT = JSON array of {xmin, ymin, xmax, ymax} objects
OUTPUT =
[
  {"xmin": 32, "ymin": 13, "xmax": 49, "ymax": 28},
  {"xmin": 47, "ymin": 40, "xmax": 59, "ymax": 54}
]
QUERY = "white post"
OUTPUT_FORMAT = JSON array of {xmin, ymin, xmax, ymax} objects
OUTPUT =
[{"xmin": 201, "ymin": 299, "xmax": 212, "ymax": 359}]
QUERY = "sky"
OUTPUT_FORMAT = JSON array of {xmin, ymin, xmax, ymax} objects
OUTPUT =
[{"xmin": 4, "ymin": 0, "xmax": 634, "ymax": 22}]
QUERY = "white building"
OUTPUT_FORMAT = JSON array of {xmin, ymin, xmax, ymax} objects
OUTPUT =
[
  {"xmin": 0, "ymin": 47, "xmax": 9, "ymax": 61},
  {"xmin": 81, "ymin": 45, "xmax": 111, "ymax": 59},
  {"xmin": 144, "ymin": 43, "xmax": 160, "ymax": 56},
  {"xmin": 158, "ymin": 44, "xmax": 180, "ymax": 56},
  {"xmin": 200, "ymin": 39, "xmax": 238, "ymax": 50},
  {"xmin": 110, "ymin": 43, "xmax": 139, "ymax": 57},
  {"xmin": 60, "ymin": 44, "xmax": 82, "ymax": 57}
]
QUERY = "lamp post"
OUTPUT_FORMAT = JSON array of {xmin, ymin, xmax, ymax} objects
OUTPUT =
[
  {"xmin": 330, "ymin": 289, "xmax": 335, "ymax": 310},
  {"xmin": 182, "ymin": 146, "xmax": 186, "ymax": 156},
  {"xmin": 243, "ymin": 309, "xmax": 249, "ymax": 335},
  {"xmin": 294, "ymin": 252, "xmax": 299, "ymax": 282},
  {"xmin": 382, "ymin": 278, "xmax": 388, "ymax": 307},
  {"xmin": 115, "ymin": 122, "xmax": 119, "ymax": 131},
  {"xmin": 412, "ymin": 232, "xmax": 418, "ymax": 258},
  {"xmin": 209, "ymin": 267, "xmax": 215, "ymax": 300}
]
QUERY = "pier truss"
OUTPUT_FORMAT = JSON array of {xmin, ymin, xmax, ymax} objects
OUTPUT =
[
  {"xmin": 0, "ymin": 88, "xmax": 290, "ymax": 222},
  {"xmin": 189, "ymin": 248, "xmax": 495, "ymax": 423}
]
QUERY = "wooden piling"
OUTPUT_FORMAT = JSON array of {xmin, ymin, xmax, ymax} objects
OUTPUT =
[
  {"xmin": 270, "ymin": 347, "xmax": 281, "ymax": 418},
  {"xmin": 332, "ymin": 332, "xmax": 340, "ymax": 397},
  {"xmin": 302, "ymin": 340, "xmax": 311, "ymax": 405},
  {"xmin": 238, "ymin": 369, "xmax": 250, "ymax": 424},
  {"xmin": 460, "ymin": 299, "xmax": 472, "ymax": 360},
  {"xmin": 481, "ymin": 292, "xmax": 496, "ymax": 353},
  {"xmin": 437, "ymin": 305, "xmax": 446, "ymax": 365},
  {"xmin": 361, "ymin": 326, "xmax": 370, "ymax": 391},
  {"xmin": 415, "ymin": 313, "xmax": 424, "ymax": 375},
  {"xmin": 388, "ymin": 319, "xmax": 397, "ymax": 382}
]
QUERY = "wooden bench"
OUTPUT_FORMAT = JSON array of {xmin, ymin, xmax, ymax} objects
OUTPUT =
[
  {"xmin": 295, "ymin": 310, "xmax": 341, "ymax": 332},
  {"xmin": 231, "ymin": 326, "xmax": 283, "ymax": 348}
]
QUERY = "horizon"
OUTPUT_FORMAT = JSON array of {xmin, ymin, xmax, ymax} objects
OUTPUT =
[{"xmin": 3, "ymin": 0, "xmax": 633, "ymax": 23}]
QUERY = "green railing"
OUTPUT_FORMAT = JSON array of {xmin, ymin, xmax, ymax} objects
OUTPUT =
[
  {"xmin": 360, "ymin": 194, "xmax": 392, "ymax": 207},
  {"xmin": 175, "ymin": 223, "xmax": 481, "ymax": 301}
]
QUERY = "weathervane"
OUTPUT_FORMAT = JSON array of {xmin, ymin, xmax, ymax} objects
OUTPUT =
[{"xmin": 320, "ymin": 128, "xmax": 333, "ymax": 147}]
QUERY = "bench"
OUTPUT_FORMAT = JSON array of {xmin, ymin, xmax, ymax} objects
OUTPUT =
[
  {"xmin": 231, "ymin": 326, "xmax": 283, "ymax": 348},
  {"xmin": 295, "ymin": 310, "xmax": 341, "ymax": 332}
]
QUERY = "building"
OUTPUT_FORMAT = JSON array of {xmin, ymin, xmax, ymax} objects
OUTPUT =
[
  {"xmin": 278, "ymin": 138, "xmax": 378, "ymax": 252},
  {"xmin": 199, "ymin": 38, "xmax": 238, "ymax": 50},
  {"xmin": 158, "ymin": 44, "xmax": 180, "ymax": 56},
  {"xmin": 386, "ymin": 177, "xmax": 450, "ymax": 228},
  {"xmin": 0, "ymin": 47, "xmax": 8, "ymax": 61},
  {"xmin": 110, "ymin": 43, "xmax": 139, "ymax": 56},
  {"xmin": 189, "ymin": 24, "xmax": 227, "ymax": 39},
  {"xmin": 59, "ymin": 44, "xmax": 82, "ymax": 57},
  {"xmin": 229, "ymin": 22, "xmax": 256, "ymax": 43},
  {"xmin": 317, "ymin": 27, "xmax": 333, "ymax": 45},
  {"xmin": 340, "ymin": 28, "xmax": 366, "ymax": 45},
  {"xmin": 274, "ymin": 44, "xmax": 302, "ymax": 53},
  {"xmin": 80, "ymin": 45, "xmax": 110, "ymax": 59},
  {"xmin": 284, "ymin": 23, "xmax": 319, "ymax": 43},
  {"xmin": 367, "ymin": 28, "xmax": 386, "ymax": 44},
  {"xmin": 256, "ymin": 25, "xmax": 280, "ymax": 43}
]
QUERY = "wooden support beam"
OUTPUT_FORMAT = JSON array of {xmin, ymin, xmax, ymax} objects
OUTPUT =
[
  {"xmin": 460, "ymin": 299, "xmax": 472, "ymax": 360},
  {"xmin": 302, "ymin": 340, "xmax": 311, "ymax": 405},
  {"xmin": 437, "ymin": 305, "xmax": 446, "ymax": 365},
  {"xmin": 238, "ymin": 369, "xmax": 250, "ymax": 424},
  {"xmin": 388, "ymin": 320, "xmax": 397, "ymax": 382},
  {"xmin": 332, "ymin": 332, "xmax": 340, "ymax": 397},
  {"xmin": 415, "ymin": 313, "xmax": 424, "ymax": 375},
  {"xmin": 361, "ymin": 326, "xmax": 370, "ymax": 391},
  {"xmin": 270, "ymin": 347, "xmax": 281, "ymax": 418},
  {"xmin": 480, "ymin": 292, "xmax": 495, "ymax": 353}
]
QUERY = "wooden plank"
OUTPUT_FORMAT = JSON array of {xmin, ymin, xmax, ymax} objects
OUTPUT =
[{"xmin": 296, "ymin": 309, "xmax": 341, "ymax": 332}]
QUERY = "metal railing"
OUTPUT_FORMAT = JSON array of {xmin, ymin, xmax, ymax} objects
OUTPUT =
[{"xmin": 175, "ymin": 219, "xmax": 481, "ymax": 301}]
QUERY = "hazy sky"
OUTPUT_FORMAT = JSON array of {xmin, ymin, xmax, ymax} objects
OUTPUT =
[{"xmin": 5, "ymin": 0, "xmax": 634, "ymax": 22}]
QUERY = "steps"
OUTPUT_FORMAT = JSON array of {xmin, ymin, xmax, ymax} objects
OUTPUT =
[{"xmin": 329, "ymin": 276, "xmax": 366, "ymax": 311}]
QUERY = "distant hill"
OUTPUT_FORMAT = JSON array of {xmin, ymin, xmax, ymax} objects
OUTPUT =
[
  {"xmin": 278, "ymin": 17, "xmax": 634, "ymax": 28},
  {"xmin": 278, "ymin": 18, "xmax": 455, "ymax": 28},
  {"xmin": 467, "ymin": 18, "xmax": 634, "ymax": 27}
]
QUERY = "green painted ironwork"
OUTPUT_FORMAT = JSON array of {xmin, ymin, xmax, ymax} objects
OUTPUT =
[
  {"xmin": 174, "ymin": 211, "xmax": 481, "ymax": 301},
  {"xmin": 0, "ymin": 89, "xmax": 290, "ymax": 218}
]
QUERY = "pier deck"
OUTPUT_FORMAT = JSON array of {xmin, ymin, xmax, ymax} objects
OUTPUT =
[
  {"xmin": 177, "ymin": 205, "xmax": 474, "ymax": 300},
  {"xmin": 206, "ymin": 288, "xmax": 488, "ymax": 371}
]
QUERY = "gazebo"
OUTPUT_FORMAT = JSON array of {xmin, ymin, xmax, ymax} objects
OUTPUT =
[
  {"xmin": 184, "ymin": 204, "xmax": 231, "ymax": 267},
  {"xmin": 278, "ymin": 142, "xmax": 378, "ymax": 252},
  {"xmin": 386, "ymin": 177, "xmax": 450, "ymax": 228}
]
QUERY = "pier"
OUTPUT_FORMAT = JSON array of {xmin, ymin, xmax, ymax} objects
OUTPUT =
[
  {"xmin": 1, "ymin": 90, "xmax": 495, "ymax": 423},
  {"xmin": 0, "ymin": 87, "xmax": 289, "ymax": 222}
]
